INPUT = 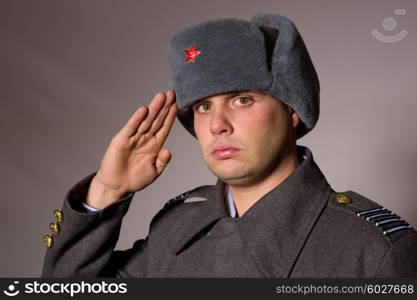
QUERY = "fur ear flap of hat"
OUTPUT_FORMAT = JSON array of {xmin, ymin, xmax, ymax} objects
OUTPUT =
[
  {"xmin": 167, "ymin": 14, "xmax": 320, "ymax": 138},
  {"xmin": 250, "ymin": 14, "xmax": 320, "ymax": 138}
]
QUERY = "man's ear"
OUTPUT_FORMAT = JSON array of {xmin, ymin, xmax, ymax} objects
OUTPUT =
[{"xmin": 288, "ymin": 106, "xmax": 300, "ymax": 128}]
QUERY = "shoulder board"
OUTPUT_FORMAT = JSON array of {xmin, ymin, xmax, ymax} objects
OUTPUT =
[
  {"xmin": 150, "ymin": 185, "xmax": 213, "ymax": 228},
  {"xmin": 163, "ymin": 184, "xmax": 215, "ymax": 210},
  {"xmin": 330, "ymin": 190, "xmax": 415, "ymax": 242},
  {"xmin": 163, "ymin": 191, "xmax": 191, "ymax": 209}
]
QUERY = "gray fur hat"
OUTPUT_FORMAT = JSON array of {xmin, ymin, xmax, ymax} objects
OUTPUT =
[{"xmin": 166, "ymin": 13, "xmax": 320, "ymax": 138}]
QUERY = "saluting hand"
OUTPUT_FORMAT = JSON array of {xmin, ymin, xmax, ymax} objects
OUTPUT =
[{"xmin": 86, "ymin": 90, "xmax": 178, "ymax": 209}]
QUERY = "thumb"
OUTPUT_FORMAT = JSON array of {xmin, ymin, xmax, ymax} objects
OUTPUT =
[{"xmin": 155, "ymin": 148, "xmax": 172, "ymax": 174}]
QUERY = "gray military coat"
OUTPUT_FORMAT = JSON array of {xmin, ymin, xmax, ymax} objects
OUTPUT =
[{"xmin": 41, "ymin": 146, "xmax": 417, "ymax": 277}]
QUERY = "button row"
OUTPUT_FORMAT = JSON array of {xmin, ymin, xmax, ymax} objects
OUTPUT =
[{"xmin": 43, "ymin": 209, "xmax": 64, "ymax": 248}]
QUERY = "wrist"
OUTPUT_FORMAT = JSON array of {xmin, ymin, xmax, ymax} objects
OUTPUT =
[{"xmin": 86, "ymin": 176, "xmax": 125, "ymax": 209}]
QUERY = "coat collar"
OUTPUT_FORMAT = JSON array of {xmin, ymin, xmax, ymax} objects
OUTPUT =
[{"xmin": 170, "ymin": 145, "xmax": 332, "ymax": 277}]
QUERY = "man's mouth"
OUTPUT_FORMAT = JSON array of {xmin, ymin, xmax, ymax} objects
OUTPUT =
[{"xmin": 211, "ymin": 145, "xmax": 241, "ymax": 159}]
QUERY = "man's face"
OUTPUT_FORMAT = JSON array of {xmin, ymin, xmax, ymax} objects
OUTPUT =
[{"xmin": 193, "ymin": 91, "xmax": 299, "ymax": 186}]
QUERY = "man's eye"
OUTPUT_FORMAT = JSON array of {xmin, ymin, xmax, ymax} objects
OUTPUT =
[
  {"xmin": 194, "ymin": 103, "xmax": 211, "ymax": 113},
  {"xmin": 235, "ymin": 97, "xmax": 253, "ymax": 106}
]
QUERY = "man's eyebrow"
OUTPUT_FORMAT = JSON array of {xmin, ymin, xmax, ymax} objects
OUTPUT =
[
  {"xmin": 192, "ymin": 91, "xmax": 255, "ymax": 108},
  {"xmin": 191, "ymin": 99, "xmax": 204, "ymax": 107},
  {"xmin": 224, "ymin": 91, "xmax": 255, "ymax": 99},
  {"xmin": 198, "ymin": 92, "xmax": 252, "ymax": 103},
  {"xmin": 224, "ymin": 92, "xmax": 241, "ymax": 100}
]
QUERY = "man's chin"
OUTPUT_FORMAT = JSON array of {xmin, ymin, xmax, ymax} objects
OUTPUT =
[
  {"xmin": 205, "ymin": 159, "xmax": 256, "ymax": 183},
  {"xmin": 209, "ymin": 168, "xmax": 254, "ymax": 186}
]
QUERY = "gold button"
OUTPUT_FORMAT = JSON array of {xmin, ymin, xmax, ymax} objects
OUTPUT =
[
  {"xmin": 335, "ymin": 193, "xmax": 352, "ymax": 205},
  {"xmin": 49, "ymin": 223, "xmax": 60, "ymax": 236},
  {"xmin": 43, "ymin": 235, "xmax": 53, "ymax": 248},
  {"xmin": 54, "ymin": 209, "xmax": 64, "ymax": 223}
]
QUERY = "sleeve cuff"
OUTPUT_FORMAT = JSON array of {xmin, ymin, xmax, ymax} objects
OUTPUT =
[{"xmin": 82, "ymin": 202, "xmax": 101, "ymax": 212}]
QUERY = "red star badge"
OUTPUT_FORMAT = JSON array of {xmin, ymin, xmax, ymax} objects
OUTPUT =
[{"xmin": 184, "ymin": 45, "xmax": 201, "ymax": 63}]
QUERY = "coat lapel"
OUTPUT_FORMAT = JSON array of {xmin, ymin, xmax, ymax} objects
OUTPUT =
[
  {"xmin": 238, "ymin": 146, "xmax": 332, "ymax": 277},
  {"xmin": 170, "ymin": 181, "xmax": 229, "ymax": 254}
]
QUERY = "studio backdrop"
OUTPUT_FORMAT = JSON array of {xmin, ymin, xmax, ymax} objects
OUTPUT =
[{"xmin": 0, "ymin": 0, "xmax": 416, "ymax": 277}]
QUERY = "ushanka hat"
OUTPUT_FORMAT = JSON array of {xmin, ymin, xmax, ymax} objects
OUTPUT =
[{"xmin": 166, "ymin": 13, "xmax": 320, "ymax": 138}]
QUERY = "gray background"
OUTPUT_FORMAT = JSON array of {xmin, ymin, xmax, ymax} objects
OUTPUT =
[{"xmin": 1, "ymin": 0, "xmax": 416, "ymax": 277}]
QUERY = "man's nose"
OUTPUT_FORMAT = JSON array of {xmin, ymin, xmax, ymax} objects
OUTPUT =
[{"xmin": 209, "ymin": 107, "xmax": 233, "ymax": 135}]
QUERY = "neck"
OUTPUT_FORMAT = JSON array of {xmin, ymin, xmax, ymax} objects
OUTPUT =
[{"xmin": 229, "ymin": 148, "xmax": 299, "ymax": 217}]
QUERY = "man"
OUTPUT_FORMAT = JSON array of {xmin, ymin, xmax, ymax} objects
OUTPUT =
[{"xmin": 41, "ymin": 14, "xmax": 417, "ymax": 277}]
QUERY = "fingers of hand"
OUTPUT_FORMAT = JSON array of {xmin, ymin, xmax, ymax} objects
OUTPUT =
[
  {"xmin": 148, "ymin": 90, "xmax": 176, "ymax": 135},
  {"xmin": 118, "ymin": 106, "xmax": 149, "ymax": 138},
  {"xmin": 166, "ymin": 89, "xmax": 176, "ymax": 103},
  {"xmin": 136, "ymin": 92, "xmax": 168, "ymax": 135},
  {"xmin": 155, "ymin": 102, "xmax": 178, "ymax": 142},
  {"xmin": 155, "ymin": 148, "xmax": 172, "ymax": 174},
  {"xmin": 114, "ymin": 90, "xmax": 177, "ymax": 144}
]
